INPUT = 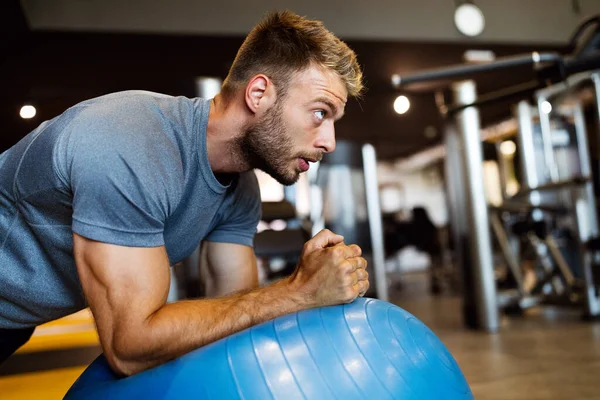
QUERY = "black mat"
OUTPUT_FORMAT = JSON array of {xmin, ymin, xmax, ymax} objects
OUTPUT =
[{"xmin": 0, "ymin": 345, "xmax": 101, "ymax": 376}]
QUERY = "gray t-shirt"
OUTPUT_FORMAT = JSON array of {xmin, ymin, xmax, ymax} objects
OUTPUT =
[{"xmin": 0, "ymin": 91, "xmax": 261, "ymax": 329}]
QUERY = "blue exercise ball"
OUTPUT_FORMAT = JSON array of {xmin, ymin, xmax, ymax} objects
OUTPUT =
[{"xmin": 65, "ymin": 298, "xmax": 473, "ymax": 399}]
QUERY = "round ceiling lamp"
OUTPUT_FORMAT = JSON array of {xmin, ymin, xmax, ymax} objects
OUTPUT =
[{"xmin": 454, "ymin": 3, "xmax": 486, "ymax": 37}]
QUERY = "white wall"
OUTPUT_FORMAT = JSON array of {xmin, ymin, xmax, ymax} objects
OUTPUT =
[
  {"xmin": 254, "ymin": 170, "xmax": 284, "ymax": 202},
  {"xmin": 21, "ymin": 0, "xmax": 600, "ymax": 44}
]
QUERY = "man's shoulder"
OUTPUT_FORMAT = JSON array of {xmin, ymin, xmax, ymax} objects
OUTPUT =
[
  {"xmin": 67, "ymin": 91, "xmax": 198, "ymax": 146},
  {"xmin": 75, "ymin": 91, "xmax": 179, "ymax": 118},
  {"xmin": 82, "ymin": 90, "xmax": 175, "ymax": 105}
]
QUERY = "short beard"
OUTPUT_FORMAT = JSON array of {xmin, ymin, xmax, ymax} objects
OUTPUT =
[{"xmin": 238, "ymin": 102, "xmax": 300, "ymax": 186}]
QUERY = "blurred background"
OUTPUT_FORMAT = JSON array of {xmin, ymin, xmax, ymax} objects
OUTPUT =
[{"xmin": 2, "ymin": 1, "xmax": 600, "ymax": 399}]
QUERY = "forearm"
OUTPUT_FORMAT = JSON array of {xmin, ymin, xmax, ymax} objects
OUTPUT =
[{"xmin": 112, "ymin": 277, "xmax": 309, "ymax": 375}]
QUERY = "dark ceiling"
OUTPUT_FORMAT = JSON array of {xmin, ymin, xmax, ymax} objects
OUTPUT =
[{"xmin": 1, "ymin": 1, "xmax": 570, "ymax": 160}]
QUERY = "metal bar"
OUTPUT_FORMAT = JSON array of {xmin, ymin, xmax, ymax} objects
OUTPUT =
[
  {"xmin": 536, "ymin": 94, "xmax": 561, "ymax": 182},
  {"xmin": 308, "ymin": 163, "xmax": 325, "ymax": 236},
  {"xmin": 592, "ymin": 73, "xmax": 600, "ymax": 192},
  {"xmin": 447, "ymin": 81, "xmax": 542, "ymax": 115},
  {"xmin": 453, "ymin": 80, "xmax": 499, "ymax": 332},
  {"xmin": 563, "ymin": 52, "xmax": 600, "ymax": 78},
  {"xmin": 545, "ymin": 236, "xmax": 576, "ymax": 286},
  {"xmin": 528, "ymin": 232, "xmax": 565, "ymax": 295},
  {"xmin": 362, "ymin": 144, "xmax": 389, "ymax": 302},
  {"xmin": 512, "ymin": 176, "xmax": 590, "ymax": 197},
  {"xmin": 392, "ymin": 52, "xmax": 560, "ymax": 88},
  {"xmin": 572, "ymin": 100, "xmax": 600, "ymax": 316},
  {"xmin": 491, "ymin": 202, "xmax": 568, "ymax": 215},
  {"xmin": 444, "ymin": 123, "xmax": 467, "ymax": 296},
  {"xmin": 536, "ymin": 71, "xmax": 596, "ymax": 100},
  {"xmin": 490, "ymin": 212, "xmax": 525, "ymax": 295},
  {"xmin": 495, "ymin": 141, "xmax": 509, "ymax": 201},
  {"xmin": 592, "ymin": 73, "xmax": 600, "ymax": 155},
  {"xmin": 515, "ymin": 101, "xmax": 541, "ymax": 206},
  {"xmin": 519, "ymin": 295, "xmax": 545, "ymax": 309},
  {"xmin": 167, "ymin": 266, "xmax": 181, "ymax": 303}
]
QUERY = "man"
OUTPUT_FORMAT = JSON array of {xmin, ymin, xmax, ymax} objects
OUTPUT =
[{"xmin": 0, "ymin": 10, "xmax": 368, "ymax": 375}]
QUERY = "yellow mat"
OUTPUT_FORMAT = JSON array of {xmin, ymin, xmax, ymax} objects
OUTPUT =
[
  {"xmin": 0, "ymin": 310, "xmax": 100, "ymax": 399},
  {"xmin": 17, "ymin": 309, "xmax": 100, "ymax": 353},
  {"xmin": 0, "ymin": 366, "xmax": 86, "ymax": 400}
]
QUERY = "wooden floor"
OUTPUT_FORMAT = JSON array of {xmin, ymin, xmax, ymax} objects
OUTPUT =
[
  {"xmin": 392, "ymin": 273, "xmax": 600, "ymax": 400},
  {"xmin": 1, "ymin": 273, "xmax": 600, "ymax": 399}
]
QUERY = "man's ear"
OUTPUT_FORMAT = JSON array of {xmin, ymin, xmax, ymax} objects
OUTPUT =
[{"xmin": 244, "ymin": 74, "xmax": 276, "ymax": 115}]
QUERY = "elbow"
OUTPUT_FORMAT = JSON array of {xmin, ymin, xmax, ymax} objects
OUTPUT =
[
  {"xmin": 105, "ymin": 349, "xmax": 140, "ymax": 377},
  {"xmin": 104, "ymin": 338, "xmax": 148, "ymax": 377}
]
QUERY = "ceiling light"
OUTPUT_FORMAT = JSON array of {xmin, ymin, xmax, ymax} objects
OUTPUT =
[
  {"xmin": 499, "ymin": 140, "xmax": 516, "ymax": 156},
  {"xmin": 541, "ymin": 101, "xmax": 552, "ymax": 114},
  {"xmin": 20, "ymin": 105, "xmax": 36, "ymax": 119},
  {"xmin": 394, "ymin": 95, "xmax": 410, "ymax": 115},
  {"xmin": 454, "ymin": 3, "xmax": 486, "ymax": 37}
]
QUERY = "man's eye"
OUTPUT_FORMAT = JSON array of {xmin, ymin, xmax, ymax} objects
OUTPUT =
[{"xmin": 314, "ymin": 110, "xmax": 326, "ymax": 120}]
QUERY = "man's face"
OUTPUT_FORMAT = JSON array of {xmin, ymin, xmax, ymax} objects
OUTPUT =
[{"xmin": 241, "ymin": 65, "xmax": 348, "ymax": 185}]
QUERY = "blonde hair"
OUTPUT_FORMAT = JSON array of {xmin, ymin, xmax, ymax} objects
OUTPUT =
[{"xmin": 222, "ymin": 10, "xmax": 364, "ymax": 100}]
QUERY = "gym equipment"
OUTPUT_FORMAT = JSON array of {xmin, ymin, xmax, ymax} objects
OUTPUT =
[
  {"xmin": 391, "ymin": 15, "xmax": 600, "ymax": 330},
  {"xmin": 526, "ymin": 72, "xmax": 600, "ymax": 318},
  {"xmin": 490, "ymin": 202, "xmax": 583, "ymax": 311},
  {"xmin": 484, "ymin": 69, "xmax": 600, "ymax": 319},
  {"xmin": 383, "ymin": 207, "xmax": 450, "ymax": 294},
  {"xmin": 64, "ymin": 298, "xmax": 473, "ymax": 400},
  {"xmin": 254, "ymin": 200, "xmax": 311, "ymax": 280}
]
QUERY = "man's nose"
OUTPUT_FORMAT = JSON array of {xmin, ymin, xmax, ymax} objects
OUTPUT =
[{"xmin": 315, "ymin": 123, "xmax": 336, "ymax": 153}]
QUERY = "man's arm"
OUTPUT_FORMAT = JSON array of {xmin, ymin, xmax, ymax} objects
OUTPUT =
[
  {"xmin": 73, "ymin": 229, "xmax": 368, "ymax": 377},
  {"xmin": 198, "ymin": 241, "xmax": 259, "ymax": 297}
]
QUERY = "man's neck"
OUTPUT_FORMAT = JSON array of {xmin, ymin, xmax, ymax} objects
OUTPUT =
[{"xmin": 205, "ymin": 94, "xmax": 249, "ymax": 174}]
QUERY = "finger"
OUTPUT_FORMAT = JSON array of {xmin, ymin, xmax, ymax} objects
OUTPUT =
[
  {"xmin": 358, "ymin": 280, "xmax": 370, "ymax": 297},
  {"xmin": 347, "ymin": 244, "xmax": 362, "ymax": 257},
  {"xmin": 352, "ymin": 280, "xmax": 369, "ymax": 298},
  {"xmin": 356, "ymin": 268, "xmax": 369, "ymax": 281},
  {"xmin": 304, "ymin": 229, "xmax": 344, "ymax": 253},
  {"xmin": 349, "ymin": 268, "xmax": 368, "ymax": 285},
  {"xmin": 345, "ymin": 256, "xmax": 368, "ymax": 272}
]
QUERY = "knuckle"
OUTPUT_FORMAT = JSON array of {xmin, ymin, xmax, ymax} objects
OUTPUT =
[
  {"xmin": 355, "ymin": 256, "xmax": 363, "ymax": 266},
  {"xmin": 340, "ymin": 261, "xmax": 352, "ymax": 275},
  {"xmin": 354, "ymin": 258, "xmax": 362, "ymax": 270},
  {"xmin": 334, "ymin": 246, "xmax": 345, "ymax": 257},
  {"xmin": 329, "ymin": 247, "xmax": 343, "ymax": 259}
]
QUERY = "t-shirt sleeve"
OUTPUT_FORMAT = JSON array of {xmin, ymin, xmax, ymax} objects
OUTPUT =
[
  {"xmin": 205, "ymin": 171, "xmax": 262, "ymax": 247},
  {"xmin": 66, "ymin": 103, "xmax": 184, "ymax": 247}
]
